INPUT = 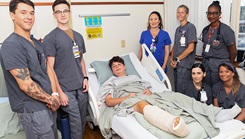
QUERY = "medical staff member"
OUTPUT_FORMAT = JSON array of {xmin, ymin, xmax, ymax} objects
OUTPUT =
[
  {"xmin": 179, "ymin": 63, "xmax": 212, "ymax": 105},
  {"xmin": 170, "ymin": 5, "xmax": 197, "ymax": 92},
  {"xmin": 0, "ymin": 0, "xmax": 60, "ymax": 138},
  {"xmin": 138, "ymin": 11, "xmax": 171, "ymax": 73},
  {"xmin": 213, "ymin": 62, "xmax": 245, "ymax": 123},
  {"xmin": 43, "ymin": 0, "xmax": 88, "ymax": 138},
  {"xmin": 201, "ymin": 1, "xmax": 237, "ymax": 87}
]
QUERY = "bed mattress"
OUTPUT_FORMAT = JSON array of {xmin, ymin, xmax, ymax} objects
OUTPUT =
[{"xmin": 112, "ymin": 114, "xmax": 245, "ymax": 139}]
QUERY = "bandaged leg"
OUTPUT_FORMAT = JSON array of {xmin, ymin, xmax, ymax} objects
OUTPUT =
[
  {"xmin": 215, "ymin": 103, "xmax": 241, "ymax": 123},
  {"xmin": 143, "ymin": 105, "xmax": 189, "ymax": 137}
]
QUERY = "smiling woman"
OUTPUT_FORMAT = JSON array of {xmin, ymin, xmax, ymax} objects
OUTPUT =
[
  {"xmin": 200, "ymin": 1, "xmax": 237, "ymax": 88},
  {"xmin": 213, "ymin": 62, "xmax": 245, "ymax": 123},
  {"xmin": 178, "ymin": 63, "xmax": 213, "ymax": 105}
]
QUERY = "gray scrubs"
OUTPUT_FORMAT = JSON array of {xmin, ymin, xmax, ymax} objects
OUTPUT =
[
  {"xmin": 201, "ymin": 22, "xmax": 235, "ymax": 86},
  {"xmin": 43, "ymin": 28, "xmax": 88, "ymax": 139},
  {"xmin": 173, "ymin": 22, "xmax": 197, "ymax": 92},
  {"xmin": 0, "ymin": 33, "xmax": 57, "ymax": 139},
  {"xmin": 212, "ymin": 82, "xmax": 245, "ymax": 123},
  {"xmin": 179, "ymin": 81, "xmax": 213, "ymax": 105}
]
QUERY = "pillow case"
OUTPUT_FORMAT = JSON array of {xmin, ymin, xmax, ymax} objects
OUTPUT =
[
  {"xmin": 90, "ymin": 54, "xmax": 140, "ymax": 85},
  {"xmin": 0, "ymin": 63, "xmax": 8, "ymax": 97},
  {"xmin": 0, "ymin": 100, "xmax": 23, "ymax": 138}
]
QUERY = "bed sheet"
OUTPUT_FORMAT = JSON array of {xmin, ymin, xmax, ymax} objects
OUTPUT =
[
  {"xmin": 87, "ymin": 52, "xmax": 245, "ymax": 139},
  {"xmin": 0, "ymin": 97, "xmax": 23, "ymax": 138},
  {"xmin": 87, "ymin": 52, "xmax": 167, "ymax": 100},
  {"xmin": 112, "ymin": 114, "xmax": 158, "ymax": 139},
  {"xmin": 86, "ymin": 52, "xmax": 167, "ymax": 125},
  {"xmin": 112, "ymin": 114, "xmax": 245, "ymax": 139}
]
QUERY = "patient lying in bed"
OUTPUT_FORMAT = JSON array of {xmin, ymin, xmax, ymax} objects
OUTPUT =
[{"xmin": 97, "ymin": 56, "xmax": 241, "ymax": 139}]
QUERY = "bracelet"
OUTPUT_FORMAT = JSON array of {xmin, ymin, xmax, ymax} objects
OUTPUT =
[
  {"xmin": 51, "ymin": 92, "xmax": 59, "ymax": 97},
  {"xmin": 84, "ymin": 76, "xmax": 89, "ymax": 80},
  {"xmin": 174, "ymin": 57, "xmax": 180, "ymax": 63}
]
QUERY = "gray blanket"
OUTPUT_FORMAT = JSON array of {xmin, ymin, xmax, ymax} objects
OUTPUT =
[{"xmin": 98, "ymin": 80, "xmax": 221, "ymax": 139}]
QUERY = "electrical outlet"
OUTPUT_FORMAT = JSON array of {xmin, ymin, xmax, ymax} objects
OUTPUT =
[{"xmin": 121, "ymin": 40, "xmax": 125, "ymax": 48}]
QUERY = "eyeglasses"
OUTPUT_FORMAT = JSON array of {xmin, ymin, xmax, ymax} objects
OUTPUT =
[
  {"xmin": 54, "ymin": 9, "xmax": 70, "ymax": 15},
  {"xmin": 206, "ymin": 11, "xmax": 219, "ymax": 16}
]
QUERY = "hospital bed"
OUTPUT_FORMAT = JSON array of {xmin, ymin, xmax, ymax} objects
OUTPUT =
[{"xmin": 86, "ymin": 43, "xmax": 245, "ymax": 139}]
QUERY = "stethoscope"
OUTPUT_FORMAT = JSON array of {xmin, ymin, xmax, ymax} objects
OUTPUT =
[{"xmin": 198, "ymin": 22, "xmax": 221, "ymax": 42}]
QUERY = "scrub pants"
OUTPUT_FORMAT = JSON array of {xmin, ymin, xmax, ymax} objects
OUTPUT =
[
  {"xmin": 62, "ymin": 89, "xmax": 88, "ymax": 139},
  {"xmin": 202, "ymin": 58, "xmax": 230, "ymax": 87},
  {"xmin": 18, "ymin": 109, "xmax": 58, "ymax": 139},
  {"xmin": 174, "ymin": 67, "xmax": 191, "ymax": 92}
]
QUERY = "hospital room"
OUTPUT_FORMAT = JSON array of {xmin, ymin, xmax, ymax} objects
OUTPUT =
[{"xmin": 0, "ymin": 0, "xmax": 245, "ymax": 139}]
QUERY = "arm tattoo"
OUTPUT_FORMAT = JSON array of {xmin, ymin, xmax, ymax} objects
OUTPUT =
[
  {"xmin": 15, "ymin": 69, "xmax": 30, "ymax": 81},
  {"xmin": 26, "ymin": 82, "xmax": 50, "ymax": 103}
]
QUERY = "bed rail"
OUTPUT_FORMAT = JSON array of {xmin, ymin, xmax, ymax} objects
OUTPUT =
[
  {"xmin": 87, "ymin": 77, "xmax": 100, "ymax": 126},
  {"xmin": 141, "ymin": 43, "xmax": 172, "ymax": 91}
]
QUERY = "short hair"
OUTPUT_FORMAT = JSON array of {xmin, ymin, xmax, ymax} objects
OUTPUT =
[
  {"xmin": 147, "ymin": 11, "xmax": 163, "ymax": 30},
  {"xmin": 9, "ymin": 0, "xmax": 34, "ymax": 13},
  {"xmin": 191, "ymin": 63, "xmax": 205, "ymax": 73},
  {"xmin": 108, "ymin": 56, "xmax": 125, "ymax": 69},
  {"xmin": 52, "ymin": 0, "xmax": 70, "ymax": 12},
  {"xmin": 208, "ymin": 1, "xmax": 221, "ymax": 13},
  {"xmin": 178, "ymin": 5, "xmax": 189, "ymax": 14}
]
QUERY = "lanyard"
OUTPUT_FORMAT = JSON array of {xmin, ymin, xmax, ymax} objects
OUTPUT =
[{"xmin": 208, "ymin": 22, "xmax": 220, "ymax": 43}]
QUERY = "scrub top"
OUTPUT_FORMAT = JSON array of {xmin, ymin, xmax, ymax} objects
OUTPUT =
[
  {"xmin": 213, "ymin": 82, "xmax": 245, "ymax": 109},
  {"xmin": 201, "ymin": 22, "xmax": 235, "ymax": 60},
  {"xmin": 139, "ymin": 29, "xmax": 171, "ymax": 67},
  {"xmin": 173, "ymin": 22, "xmax": 197, "ymax": 69},
  {"xmin": 180, "ymin": 80, "xmax": 212, "ymax": 105}
]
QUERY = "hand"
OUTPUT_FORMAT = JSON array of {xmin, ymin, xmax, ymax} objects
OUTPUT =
[
  {"xmin": 82, "ymin": 79, "xmax": 89, "ymax": 92},
  {"xmin": 59, "ymin": 91, "xmax": 69, "ymax": 106},
  {"xmin": 47, "ymin": 96, "xmax": 60, "ymax": 111},
  {"xmin": 170, "ymin": 60, "xmax": 177, "ymax": 68},
  {"xmin": 142, "ymin": 89, "xmax": 152, "ymax": 95},
  {"xmin": 161, "ymin": 66, "xmax": 166, "ymax": 72}
]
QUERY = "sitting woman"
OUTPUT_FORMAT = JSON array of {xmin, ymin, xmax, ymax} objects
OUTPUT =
[
  {"xmin": 97, "ymin": 56, "xmax": 241, "ymax": 139},
  {"xmin": 213, "ymin": 62, "xmax": 245, "ymax": 123},
  {"xmin": 179, "ymin": 63, "xmax": 212, "ymax": 105}
]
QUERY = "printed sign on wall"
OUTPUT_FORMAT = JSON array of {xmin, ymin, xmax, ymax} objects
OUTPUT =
[
  {"xmin": 84, "ymin": 16, "xmax": 102, "ymax": 27},
  {"xmin": 86, "ymin": 27, "xmax": 103, "ymax": 40}
]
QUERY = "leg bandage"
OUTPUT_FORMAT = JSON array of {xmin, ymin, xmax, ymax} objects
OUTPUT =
[{"xmin": 143, "ymin": 105, "xmax": 189, "ymax": 137}]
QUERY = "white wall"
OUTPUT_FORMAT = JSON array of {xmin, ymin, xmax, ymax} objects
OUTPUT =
[
  {"xmin": 164, "ymin": 0, "xmax": 232, "ymax": 56},
  {"xmin": 0, "ymin": 1, "xmax": 163, "ymax": 62}
]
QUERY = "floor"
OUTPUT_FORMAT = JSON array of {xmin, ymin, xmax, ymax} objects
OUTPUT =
[{"xmin": 84, "ymin": 123, "xmax": 104, "ymax": 139}]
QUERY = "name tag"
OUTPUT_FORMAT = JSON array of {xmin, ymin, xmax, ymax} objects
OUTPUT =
[
  {"xmin": 180, "ymin": 36, "xmax": 185, "ymax": 46},
  {"xmin": 200, "ymin": 90, "xmax": 207, "ymax": 103},
  {"xmin": 73, "ymin": 45, "xmax": 80, "ymax": 58},
  {"xmin": 205, "ymin": 44, "xmax": 210, "ymax": 53}
]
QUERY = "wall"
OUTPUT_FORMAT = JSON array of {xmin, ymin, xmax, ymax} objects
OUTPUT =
[
  {"xmin": 0, "ymin": 1, "xmax": 163, "ymax": 62},
  {"xmin": 164, "ymin": 0, "xmax": 232, "ymax": 56}
]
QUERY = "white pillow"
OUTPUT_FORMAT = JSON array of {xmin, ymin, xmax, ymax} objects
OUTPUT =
[{"xmin": 0, "ymin": 99, "xmax": 23, "ymax": 138}]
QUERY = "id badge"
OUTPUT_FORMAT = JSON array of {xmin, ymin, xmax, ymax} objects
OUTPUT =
[
  {"xmin": 200, "ymin": 90, "xmax": 207, "ymax": 102},
  {"xmin": 205, "ymin": 44, "xmax": 210, "ymax": 53},
  {"xmin": 180, "ymin": 36, "xmax": 185, "ymax": 46},
  {"xmin": 73, "ymin": 45, "xmax": 80, "ymax": 58}
]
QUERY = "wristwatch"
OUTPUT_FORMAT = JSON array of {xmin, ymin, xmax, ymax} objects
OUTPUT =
[
  {"xmin": 84, "ymin": 76, "xmax": 89, "ymax": 80},
  {"xmin": 174, "ymin": 57, "xmax": 180, "ymax": 63},
  {"xmin": 51, "ymin": 92, "xmax": 59, "ymax": 97}
]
